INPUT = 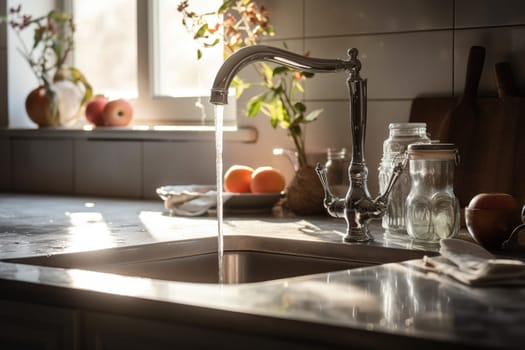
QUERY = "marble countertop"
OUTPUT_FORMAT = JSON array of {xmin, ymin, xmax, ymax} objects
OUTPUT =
[{"xmin": 0, "ymin": 193, "xmax": 524, "ymax": 349}]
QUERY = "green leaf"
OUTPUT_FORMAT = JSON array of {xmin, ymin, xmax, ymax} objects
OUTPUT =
[
  {"xmin": 293, "ymin": 81, "xmax": 304, "ymax": 93},
  {"xmin": 52, "ymin": 38, "xmax": 64, "ymax": 58},
  {"xmin": 261, "ymin": 63, "xmax": 273, "ymax": 82},
  {"xmin": 231, "ymin": 76, "xmax": 254, "ymax": 98},
  {"xmin": 33, "ymin": 28, "xmax": 43, "ymax": 49},
  {"xmin": 66, "ymin": 67, "xmax": 93, "ymax": 105},
  {"xmin": 203, "ymin": 38, "xmax": 220, "ymax": 48},
  {"xmin": 270, "ymin": 116, "xmax": 279, "ymax": 128},
  {"xmin": 218, "ymin": 0, "xmax": 233, "ymax": 14},
  {"xmin": 273, "ymin": 66, "xmax": 289, "ymax": 76},
  {"xmin": 194, "ymin": 24, "xmax": 208, "ymax": 39},
  {"xmin": 197, "ymin": 49, "xmax": 202, "ymax": 60},
  {"xmin": 294, "ymin": 102, "xmax": 306, "ymax": 113},
  {"xmin": 247, "ymin": 96, "xmax": 263, "ymax": 117},
  {"xmin": 271, "ymin": 84, "xmax": 284, "ymax": 96},
  {"xmin": 289, "ymin": 125, "xmax": 302, "ymax": 137},
  {"xmin": 304, "ymin": 108, "xmax": 324, "ymax": 123}
]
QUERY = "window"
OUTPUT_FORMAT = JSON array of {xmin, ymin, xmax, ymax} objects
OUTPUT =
[{"xmin": 71, "ymin": 0, "xmax": 236, "ymax": 126}]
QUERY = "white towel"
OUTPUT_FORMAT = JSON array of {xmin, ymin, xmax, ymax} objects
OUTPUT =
[
  {"xmin": 157, "ymin": 185, "xmax": 233, "ymax": 217},
  {"xmin": 422, "ymin": 239, "xmax": 525, "ymax": 286}
]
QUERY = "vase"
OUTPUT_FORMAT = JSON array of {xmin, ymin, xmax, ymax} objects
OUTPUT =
[
  {"xmin": 285, "ymin": 165, "xmax": 326, "ymax": 215},
  {"xmin": 25, "ymin": 81, "xmax": 84, "ymax": 127}
]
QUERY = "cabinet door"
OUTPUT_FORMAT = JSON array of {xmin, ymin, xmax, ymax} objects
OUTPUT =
[
  {"xmin": 11, "ymin": 138, "xmax": 74, "ymax": 193},
  {"xmin": 83, "ymin": 311, "xmax": 331, "ymax": 350},
  {"xmin": 0, "ymin": 137, "xmax": 10, "ymax": 190},
  {"xmin": 74, "ymin": 140, "xmax": 142, "ymax": 197},
  {"xmin": 0, "ymin": 300, "xmax": 78, "ymax": 350}
]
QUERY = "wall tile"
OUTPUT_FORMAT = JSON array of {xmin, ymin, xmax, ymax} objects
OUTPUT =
[
  {"xmin": 305, "ymin": 0, "xmax": 452, "ymax": 37},
  {"xmin": 12, "ymin": 138, "xmax": 73, "ymax": 193},
  {"xmin": 142, "ymin": 141, "xmax": 215, "ymax": 199},
  {"xmin": 454, "ymin": 27, "xmax": 525, "ymax": 96},
  {"xmin": 75, "ymin": 140, "xmax": 142, "ymax": 198},
  {"xmin": 264, "ymin": 0, "xmax": 304, "ymax": 40},
  {"xmin": 0, "ymin": 138, "xmax": 10, "ymax": 190},
  {"xmin": 455, "ymin": 0, "xmax": 525, "ymax": 28},
  {"xmin": 0, "ymin": 5, "xmax": 5, "ymax": 49},
  {"xmin": 0, "ymin": 0, "xmax": 8, "ymax": 49},
  {"xmin": 305, "ymin": 30, "xmax": 453, "ymax": 100}
]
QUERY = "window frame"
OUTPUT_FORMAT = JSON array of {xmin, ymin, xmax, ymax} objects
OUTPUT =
[{"xmin": 64, "ymin": 0, "xmax": 236, "ymax": 127}]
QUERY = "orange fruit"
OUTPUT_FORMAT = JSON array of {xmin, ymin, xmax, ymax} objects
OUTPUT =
[
  {"xmin": 224, "ymin": 165, "xmax": 254, "ymax": 193},
  {"xmin": 250, "ymin": 166, "xmax": 286, "ymax": 193}
]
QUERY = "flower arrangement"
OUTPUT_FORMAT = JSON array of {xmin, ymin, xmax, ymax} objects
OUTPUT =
[
  {"xmin": 3, "ymin": 4, "xmax": 92, "ymax": 126},
  {"xmin": 178, "ymin": 0, "xmax": 323, "ymax": 169}
]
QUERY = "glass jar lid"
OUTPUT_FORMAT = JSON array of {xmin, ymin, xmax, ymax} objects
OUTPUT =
[{"xmin": 407, "ymin": 143, "xmax": 458, "ymax": 160}]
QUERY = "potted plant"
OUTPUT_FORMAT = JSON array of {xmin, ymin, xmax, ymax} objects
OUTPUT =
[
  {"xmin": 178, "ymin": 0, "xmax": 325, "ymax": 214},
  {"xmin": 3, "ymin": 4, "xmax": 92, "ymax": 127}
]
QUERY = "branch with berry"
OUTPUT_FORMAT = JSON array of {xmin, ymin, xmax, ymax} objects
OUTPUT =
[{"xmin": 2, "ymin": 4, "xmax": 92, "ymax": 125}]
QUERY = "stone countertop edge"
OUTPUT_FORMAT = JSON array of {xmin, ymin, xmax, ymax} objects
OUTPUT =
[{"xmin": 0, "ymin": 193, "xmax": 524, "ymax": 349}]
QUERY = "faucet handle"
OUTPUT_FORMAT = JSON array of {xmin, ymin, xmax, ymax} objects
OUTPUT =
[
  {"xmin": 346, "ymin": 48, "xmax": 362, "ymax": 79},
  {"xmin": 315, "ymin": 163, "xmax": 333, "ymax": 197},
  {"xmin": 315, "ymin": 163, "xmax": 346, "ymax": 218},
  {"xmin": 376, "ymin": 153, "xmax": 408, "ymax": 206}
]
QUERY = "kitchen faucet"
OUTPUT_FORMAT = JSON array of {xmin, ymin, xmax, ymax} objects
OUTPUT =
[{"xmin": 210, "ymin": 45, "xmax": 404, "ymax": 242}]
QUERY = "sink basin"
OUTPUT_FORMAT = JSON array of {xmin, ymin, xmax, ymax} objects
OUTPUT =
[{"xmin": 8, "ymin": 235, "xmax": 431, "ymax": 284}]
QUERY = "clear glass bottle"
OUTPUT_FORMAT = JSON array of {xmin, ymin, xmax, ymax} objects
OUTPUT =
[
  {"xmin": 405, "ymin": 143, "xmax": 460, "ymax": 242},
  {"xmin": 378, "ymin": 123, "xmax": 430, "ymax": 236},
  {"xmin": 325, "ymin": 148, "xmax": 351, "ymax": 197}
]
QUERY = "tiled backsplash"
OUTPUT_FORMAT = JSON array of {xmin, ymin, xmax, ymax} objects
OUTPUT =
[
  {"xmin": 256, "ymin": 0, "xmax": 525, "ymax": 196},
  {"xmin": 2, "ymin": 0, "xmax": 524, "ymax": 199}
]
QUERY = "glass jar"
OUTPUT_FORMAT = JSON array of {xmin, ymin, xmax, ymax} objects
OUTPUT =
[
  {"xmin": 405, "ymin": 143, "xmax": 460, "ymax": 242},
  {"xmin": 378, "ymin": 123, "xmax": 431, "ymax": 235},
  {"xmin": 325, "ymin": 148, "xmax": 350, "ymax": 197}
]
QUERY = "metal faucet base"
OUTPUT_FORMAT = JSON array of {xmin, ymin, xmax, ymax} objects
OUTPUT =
[{"xmin": 344, "ymin": 230, "xmax": 373, "ymax": 243}]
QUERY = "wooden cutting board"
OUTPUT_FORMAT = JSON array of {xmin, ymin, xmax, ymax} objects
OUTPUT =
[
  {"xmin": 409, "ymin": 96, "xmax": 456, "ymax": 140},
  {"xmin": 409, "ymin": 48, "xmax": 525, "ymax": 206}
]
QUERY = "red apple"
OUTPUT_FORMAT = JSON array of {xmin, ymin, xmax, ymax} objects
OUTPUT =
[
  {"xmin": 85, "ymin": 96, "xmax": 108, "ymax": 126},
  {"xmin": 466, "ymin": 193, "xmax": 521, "ymax": 248},
  {"xmin": 468, "ymin": 193, "xmax": 520, "ymax": 210},
  {"xmin": 102, "ymin": 99, "xmax": 133, "ymax": 126}
]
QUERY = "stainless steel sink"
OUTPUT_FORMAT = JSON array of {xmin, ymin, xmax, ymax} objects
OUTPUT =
[{"xmin": 8, "ymin": 235, "xmax": 431, "ymax": 284}]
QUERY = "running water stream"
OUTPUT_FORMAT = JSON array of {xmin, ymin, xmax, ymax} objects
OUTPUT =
[{"xmin": 215, "ymin": 105, "xmax": 225, "ymax": 283}]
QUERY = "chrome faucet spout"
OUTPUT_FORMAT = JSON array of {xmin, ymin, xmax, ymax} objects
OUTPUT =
[
  {"xmin": 314, "ymin": 49, "xmax": 406, "ymax": 243},
  {"xmin": 209, "ymin": 45, "xmax": 402, "ymax": 243},
  {"xmin": 210, "ymin": 45, "xmax": 358, "ymax": 105}
]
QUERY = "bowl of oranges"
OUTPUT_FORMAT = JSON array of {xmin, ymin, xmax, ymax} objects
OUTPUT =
[{"xmin": 222, "ymin": 165, "xmax": 285, "ymax": 212}]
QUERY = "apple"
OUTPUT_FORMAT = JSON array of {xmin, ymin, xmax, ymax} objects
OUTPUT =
[
  {"xmin": 85, "ymin": 95, "xmax": 108, "ymax": 126},
  {"xmin": 102, "ymin": 99, "xmax": 133, "ymax": 126},
  {"xmin": 466, "ymin": 193, "xmax": 521, "ymax": 248},
  {"xmin": 468, "ymin": 193, "xmax": 520, "ymax": 210}
]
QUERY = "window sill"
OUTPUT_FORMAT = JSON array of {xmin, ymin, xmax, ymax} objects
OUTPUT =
[{"xmin": 0, "ymin": 126, "xmax": 258, "ymax": 143}]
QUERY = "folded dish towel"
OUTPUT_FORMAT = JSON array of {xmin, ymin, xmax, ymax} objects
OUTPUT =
[
  {"xmin": 156, "ymin": 185, "xmax": 233, "ymax": 217},
  {"xmin": 422, "ymin": 239, "xmax": 525, "ymax": 286}
]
